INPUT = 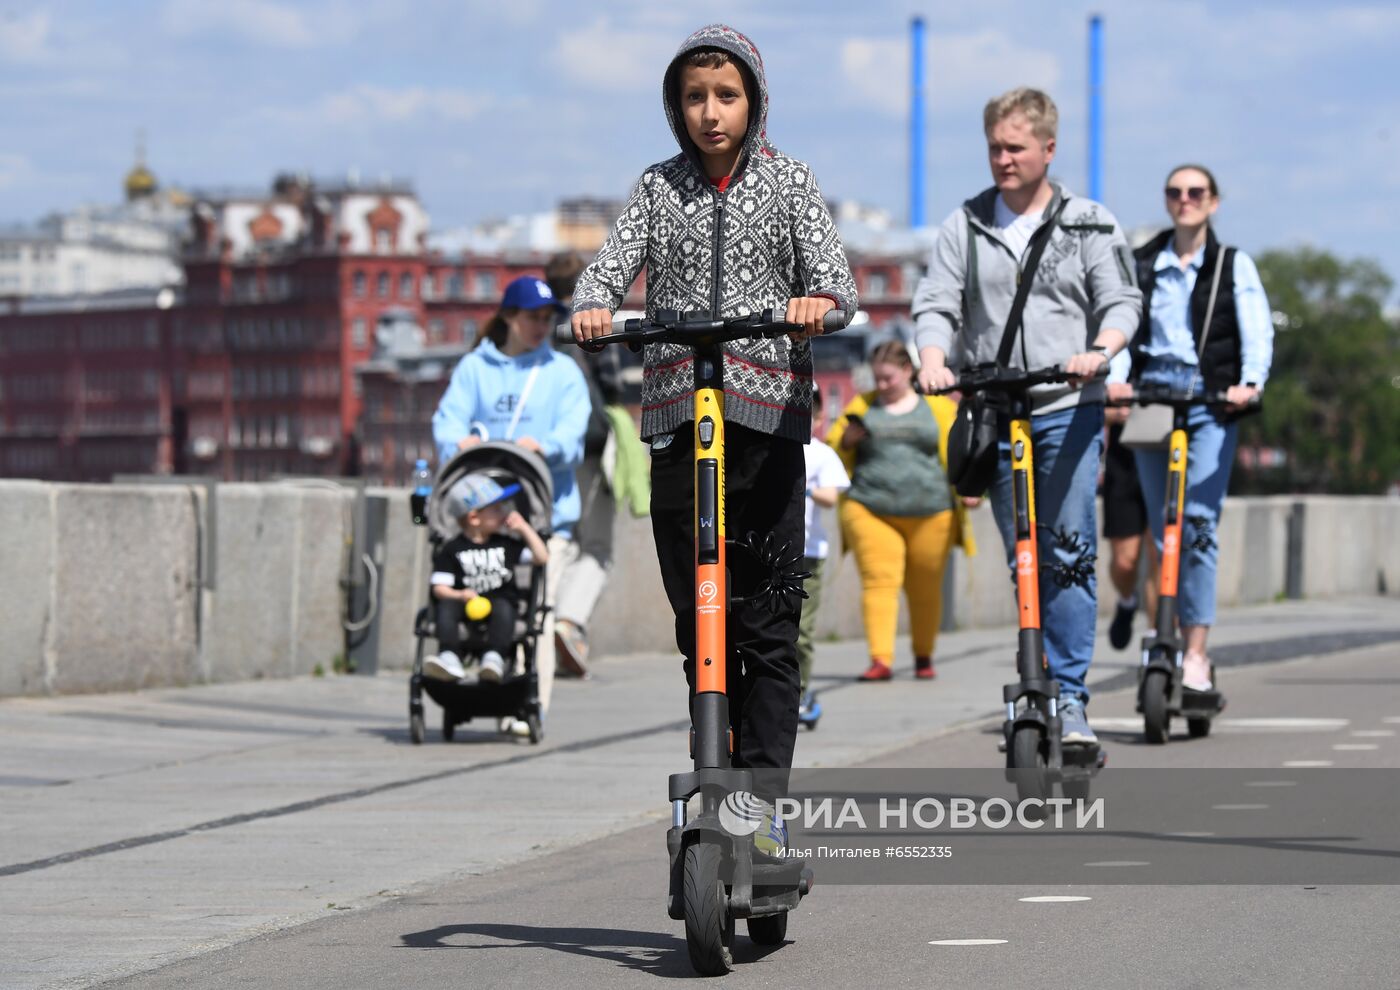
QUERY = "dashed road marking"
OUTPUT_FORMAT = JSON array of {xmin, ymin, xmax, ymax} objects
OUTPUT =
[
  {"xmin": 1333, "ymin": 743, "xmax": 1379, "ymax": 751},
  {"xmin": 930, "ymin": 939, "xmax": 1009, "ymax": 946},
  {"xmin": 1213, "ymin": 803, "xmax": 1269, "ymax": 810},
  {"xmin": 1283, "ymin": 760, "xmax": 1333, "ymax": 767},
  {"xmin": 1351, "ymin": 730, "xmax": 1395, "ymax": 738},
  {"xmin": 1019, "ymin": 895, "xmax": 1092, "ymax": 903},
  {"xmin": 1085, "ymin": 860, "xmax": 1150, "ymax": 867}
]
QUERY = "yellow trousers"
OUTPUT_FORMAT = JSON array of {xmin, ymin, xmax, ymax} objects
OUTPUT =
[{"xmin": 841, "ymin": 500, "xmax": 956, "ymax": 664}]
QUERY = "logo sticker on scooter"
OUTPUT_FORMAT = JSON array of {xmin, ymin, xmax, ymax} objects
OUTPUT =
[
  {"xmin": 1016, "ymin": 549, "xmax": 1034, "ymax": 576},
  {"xmin": 718, "ymin": 790, "xmax": 767, "ymax": 836},
  {"xmin": 698, "ymin": 581, "xmax": 718, "ymax": 602}
]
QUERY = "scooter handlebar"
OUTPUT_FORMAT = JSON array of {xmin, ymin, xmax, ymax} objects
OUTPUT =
[{"xmin": 555, "ymin": 308, "xmax": 847, "ymax": 347}]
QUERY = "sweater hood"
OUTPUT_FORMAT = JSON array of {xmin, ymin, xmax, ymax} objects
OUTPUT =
[{"xmin": 662, "ymin": 24, "xmax": 775, "ymax": 179}]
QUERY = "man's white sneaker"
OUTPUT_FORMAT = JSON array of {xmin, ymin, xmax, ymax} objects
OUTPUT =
[{"xmin": 424, "ymin": 651, "xmax": 467, "ymax": 681}]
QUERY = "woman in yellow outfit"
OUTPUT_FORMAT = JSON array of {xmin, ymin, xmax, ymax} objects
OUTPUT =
[{"xmin": 827, "ymin": 341, "xmax": 976, "ymax": 681}]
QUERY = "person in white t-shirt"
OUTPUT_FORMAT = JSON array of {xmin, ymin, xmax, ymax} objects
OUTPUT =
[{"xmin": 797, "ymin": 386, "xmax": 850, "ymax": 723}]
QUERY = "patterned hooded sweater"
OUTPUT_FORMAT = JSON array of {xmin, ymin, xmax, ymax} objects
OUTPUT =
[{"xmin": 571, "ymin": 23, "xmax": 859, "ymax": 444}]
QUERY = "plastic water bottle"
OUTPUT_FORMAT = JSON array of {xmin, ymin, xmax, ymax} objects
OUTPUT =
[{"xmin": 410, "ymin": 459, "xmax": 431, "ymax": 525}]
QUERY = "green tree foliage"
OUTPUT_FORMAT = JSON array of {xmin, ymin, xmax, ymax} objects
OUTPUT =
[{"xmin": 1235, "ymin": 248, "xmax": 1400, "ymax": 494}]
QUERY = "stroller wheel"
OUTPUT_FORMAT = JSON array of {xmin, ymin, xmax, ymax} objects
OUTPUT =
[
  {"xmin": 409, "ymin": 711, "xmax": 424, "ymax": 746},
  {"xmin": 527, "ymin": 712, "xmax": 543, "ymax": 745},
  {"xmin": 442, "ymin": 712, "xmax": 455, "ymax": 743}
]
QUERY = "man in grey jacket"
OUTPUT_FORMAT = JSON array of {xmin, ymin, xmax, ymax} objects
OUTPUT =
[{"xmin": 912, "ymin": 87, "xmax": 1142, "ymax": 745}]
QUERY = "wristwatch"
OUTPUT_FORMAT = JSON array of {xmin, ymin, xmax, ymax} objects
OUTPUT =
[{"xmin": 1089, "ymin": 345, "xmax": 1111, "ymax": 360}]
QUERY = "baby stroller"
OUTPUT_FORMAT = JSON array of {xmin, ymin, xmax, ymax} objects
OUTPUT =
[{"xmin": 409, "ymin": 442, "xmax": 553, "ymax": 745}]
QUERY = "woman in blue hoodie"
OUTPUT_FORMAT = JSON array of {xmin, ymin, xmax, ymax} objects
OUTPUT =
[{"xmin": 432, "ymin": 275, "xmax": 591, "ymax": 726}]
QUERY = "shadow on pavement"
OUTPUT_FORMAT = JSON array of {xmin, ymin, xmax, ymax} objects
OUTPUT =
[{"xmin": 399, "ymin": 921, "xmax": 767, "ymax": 978}]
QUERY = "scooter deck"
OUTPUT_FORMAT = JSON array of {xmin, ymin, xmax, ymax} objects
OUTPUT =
[{"xmin": 1178, "ymin": 688, "xmax": 1226, "ymax": 717}]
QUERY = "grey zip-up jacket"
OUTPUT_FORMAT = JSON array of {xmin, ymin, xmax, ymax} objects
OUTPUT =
[
  {"xmin": 572, "ymin": 24, "xmax": 858, "ymax": 443},
  {"xmin": 912, "ymin": 183, "xmax": 1141, "ymax": 413}
]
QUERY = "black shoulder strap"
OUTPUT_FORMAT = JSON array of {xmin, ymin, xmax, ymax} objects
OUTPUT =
[{"xmin": 996, "ymin": 200, "xmax": 1067, "ymax": 367}]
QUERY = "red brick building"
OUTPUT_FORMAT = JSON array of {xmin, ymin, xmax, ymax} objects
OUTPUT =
[{"xmin": 0, "ymin": 174, "xmax": 922, "ymax": 484}]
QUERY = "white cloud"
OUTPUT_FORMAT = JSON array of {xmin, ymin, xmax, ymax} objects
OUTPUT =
[
  {"xmin": 321, "ymin": 85, "xmax": 489, "ymax": 123},
  {"xmin": 0, "ymin": 10, "xmax": 51, "ymax": 62},
  {"xmin": 0, "ymin": 153, "xmax": 34, "ymax": 190},
  {"xmin": 553, "ymin": 17, "xmax": 675, "ymax": 92},
  {"xmin": 841, "ymin": 30, "xmax": 1060, "ymax": 116},
  {"xmin": 161, "ymin": 0, "xmax": 329, "ymax": 48}
]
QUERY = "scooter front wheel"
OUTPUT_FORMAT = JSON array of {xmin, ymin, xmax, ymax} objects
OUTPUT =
[
  {"xmin": 683, "ymin": 841, "xmax": 734, "ymax": 975},
  {"xmin": 1010, "ymin": 724, "xmax": 1049, "ymax": 804},
  {"xmin": 1142, "ymin": 669, "xmax": 1171, "ymax": 745}
]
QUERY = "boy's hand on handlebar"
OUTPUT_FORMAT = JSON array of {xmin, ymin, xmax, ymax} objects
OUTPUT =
[
  {"xmin": 1224, "ymin": 384, "xmax": 1259, "ymax": 413},
  {"xmin": 457, "ymin": 435, "xmax": 483, "ymax": 451},
  {"xmin": 515, "ymin": 437, "xmax": 542, "ymax": 454},
  {"xmin": 572, "ymin": 308, "xmax": 614, "ymax": 343},
  {"xmin": 785, "ymin": 296, "xmax": 835, "ymax": 341},
  {"xmin": 917, "ymin": 363, "xmax": 957, "ymax": 394},
  {"xmin": 1065, "ymin": 349, "xmax": 1110, "ymax": 386}
]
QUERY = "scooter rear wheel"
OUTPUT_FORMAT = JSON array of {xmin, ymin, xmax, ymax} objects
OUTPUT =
[
  {"xmin": 1142, "ymin": 669, "xmax": 1171, "ymax": 745},
  {"xmin": 683, "ymin": 842, "xmax": 734, "ymax": 975},
  {"xmin": 409, "ymin": 711, "xmax": 424, "ymax": 746},
  {"xmin": 746, "ymin": 911, "xmax": 788, "ymax": 945},
  {"xmin": 1011, "ymin": 725, "xmax": 1049, "ymax": 803}
]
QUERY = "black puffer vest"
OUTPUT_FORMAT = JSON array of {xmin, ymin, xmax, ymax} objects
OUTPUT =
[{"xmin": 1130, "ymin": 227, "xmax": 1242, "ymax": 392}]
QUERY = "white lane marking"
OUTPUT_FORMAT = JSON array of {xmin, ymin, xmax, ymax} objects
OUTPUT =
[
  {"xmin": 1088, "ymin": 717, "xmax": 1348, "ymax": 732},
  {"xmin": 1351, "ymin": 729, "xmax": 1395, "ymax": 737},
  {"xmin": 1245, "ymin": 781, "xmax": 1297, "ymax": 787},
  {"xmin": 1213, "ymin": 803, "xmax": 1269, "ymax": 810},
  {"xmin": 1385, "ymin": 717, "xmax": 1400, "ymax": 725},
  {"xmin": 1283, "ymin": 760, "xmax": 1333, "ymax": 767},
  {"xmin": 1085, "ymin": 860, "xmax": 1150, "ymax": 867},
  {"xmin": 1333, "ymin": 743, "xmax": 1379, "ymax": 751},
  {"xmin": 930, "ymin": 939, "xmax": 1009, "ymax": 946},
  {"xmin": 1019, "ymin": 895, "xmax": 1092, "ymax": 903},
  {"xmin": 1219, "ymin": 718, "xmax": 1349, "ymax": 730},
  {"xmin": 1162, "ymin": 831, "xmax": 1215, "ymax": 837}
]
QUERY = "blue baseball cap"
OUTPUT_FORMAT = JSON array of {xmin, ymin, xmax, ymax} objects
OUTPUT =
[
  {"xmin": 501, "ymin": 275, "xmax": 566, "ymax": 313},
  {"xmin": 448, "ymin": 472, "xmax": 521, "ymax": 517}
]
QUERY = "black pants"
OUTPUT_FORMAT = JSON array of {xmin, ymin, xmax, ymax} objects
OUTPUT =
[
  {"xmin": 435, "ymin": 596, "xmax": 516, "ymax": 658},
  {"xmin": 650, "ymin": 423, "xmax": 805, "ymax": 792}
]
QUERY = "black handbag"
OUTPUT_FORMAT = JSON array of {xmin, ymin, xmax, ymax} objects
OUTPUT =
[{"xmin": 944, "ymin": 203, "xmax": 1065, "ymax": 498}]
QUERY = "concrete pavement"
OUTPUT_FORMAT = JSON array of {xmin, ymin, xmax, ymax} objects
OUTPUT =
[{"xmin": 1, "ymin": 597, "xmax": 1397, "ymax": 989}]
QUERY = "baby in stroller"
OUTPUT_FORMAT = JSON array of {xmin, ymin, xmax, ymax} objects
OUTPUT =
[
  {"xmin": 425, "ymin": 472, "xmax": 550, "ymax": 684},
  {"xmin": 411, "ymin": 441, "xmax": 555, "ymax": 744}
]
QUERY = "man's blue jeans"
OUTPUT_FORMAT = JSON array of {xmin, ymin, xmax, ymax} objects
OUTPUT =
[
  {"xmin": 1132, "ymin": 362, "xmax": 1239, "ymax": 628},
  {"xmin": 989, "ymin": 402, "xmax": 1104, "ymax": 707}
]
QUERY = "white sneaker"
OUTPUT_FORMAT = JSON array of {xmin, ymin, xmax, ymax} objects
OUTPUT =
[
  {"xmin": 424, "ymin": 651, "xmax": 467, "ymax": 681},
  {"xmin": 479, "ymin": 651, "xmax": 506, "ymax": 683},
  {"xmin": 498, "ymin": 716, "xmax": 532, "ymax": 737}
]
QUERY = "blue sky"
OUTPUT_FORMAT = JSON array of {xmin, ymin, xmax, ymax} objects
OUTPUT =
[{"xmin": 2, "ymin": 0, "xmax": 1397, "ymax": 285}]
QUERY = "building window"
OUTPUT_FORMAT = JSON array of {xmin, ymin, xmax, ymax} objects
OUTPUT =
[
  {"xmin": 462, "ymin": 318, "xmax": 477, "ymax": 343},
  {"xmin": 375, "ymin": 229, "xmax": 392, "ymax": 253},
  {"xmin": 474, "ymin": 271, "xmax": 497, "ymax": 299},
  {"xmin": 377, "ymin": 271, "xmax": 390, "ymax": 298},
  {"xmin": 352, "ymin": 318, "xmax": 367, "ymax": 349},
  {"xmin": 447, "ymin": 272, "xmax": 464, "ymax": 299},
  {"xmin": 353, "ymin": 270, "xmax": 366, "ymax": 297},
  {"xmin": 422, "ymin": 273, "xmax": 436, "ymax": 299},
  {"xmin": 428, "ymin": 318, "xmax": 444, "ymax": 343},
  {"xmin": 399, "ymin": 272, "xmax": 414, "ymax": 299},
  {"xmin": 865, "ymin": 271, "xmax": 888, "ymax": 297}
]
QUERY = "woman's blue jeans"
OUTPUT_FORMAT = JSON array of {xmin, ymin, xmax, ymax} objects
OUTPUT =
[{"xmin": 1132, "ymin": 362, "xmax": 1239, "ymax": 628}]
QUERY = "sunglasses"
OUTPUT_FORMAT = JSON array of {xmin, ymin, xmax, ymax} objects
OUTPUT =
[{"xmin": 1165, "ymin": 186, "xmax": 1209, "ymax": 202}]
